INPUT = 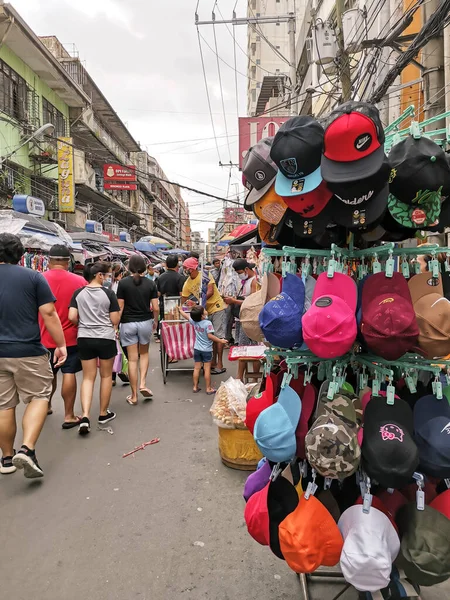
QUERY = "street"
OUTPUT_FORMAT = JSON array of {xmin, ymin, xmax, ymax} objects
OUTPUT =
[{"xmin": 0, "ymin": 347, "xmax": 448, "ymax": 600}]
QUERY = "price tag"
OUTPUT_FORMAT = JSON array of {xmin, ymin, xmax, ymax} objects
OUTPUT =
[
  {"xmin": 385, "ymin": 257, "xmax": 394, "ymax": 278},
  {"xmin": 372, "ymin": 259, "xmax": 381, "ymax": 274},
  {"xmin": 372, "ymin": 378, "xmax": 380, "ymax": 396},
  {"xmin": 416, "ymin": 489, "xmax": 425, "ymax": 511},
  {"xmin": 406, "ymin": 375, "xmax": 417, "ymax": 393}
]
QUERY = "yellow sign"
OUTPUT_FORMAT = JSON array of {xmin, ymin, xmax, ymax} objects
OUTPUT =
[{"xmin": 57, "ymin": 137, "xmax": 75, "ymax": 213}]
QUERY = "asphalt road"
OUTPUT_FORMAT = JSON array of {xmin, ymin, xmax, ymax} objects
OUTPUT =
[{"xmin": 1, "ymin": 347, "xmax": 448, "ymax": 600}]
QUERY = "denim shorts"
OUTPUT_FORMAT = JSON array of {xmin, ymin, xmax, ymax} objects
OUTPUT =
[{"xmin": 194, "ymin": 349, "xmax": 213, "ymax": 363}]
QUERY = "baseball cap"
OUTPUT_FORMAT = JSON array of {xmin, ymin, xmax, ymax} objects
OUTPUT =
[
  {"xmin": 321, "ymin": 101, "xmax": 385, "ymax": 183},
  {"xmin": 244, "ymin": 482, "xmax": 270, "ymax": 546},
  {"xmin": 48, "ymin": 244, "xmax": 71, "ymax": 258},
  {"xmin": 243, "ymin": 137, "xmax": 278, "ymax": 207},
  {"xmin": 302, "ymin": 272, "xmax": 358, "ymax": 359},
  {"xmin": 270, "ymin": 116, "xmax": 324, "ymax": 197},
  {"xmin": 290, "ymin": 200, "xmax": 334, "ymax": 238},
  {"xmin": 282, "ymin": 179, "xmax": 332, "ymax": 217},
  {"xmin": 243, "ymin": 458, "xmax": 272, "ymax": 502},
  {"xmin": 295, "ymin": 382, "xmax": 317, "ymax": 458},
  {"xmin": 361, "ymin": 396, "xmax": 419, "ymax": 489},
  {"xmin": 375, "ymin": 489, "xmax": 408, "ymax": 522},
  {"xmin": 396, "ymin": 502, "xmax": 450, "ymax": 586},
  {"xmin": 430, "ymin": 489, "xmax": 450, "ymax": 520},
  {"xmin": 258, "ymin": 215, "xmax": 286, "ymax": 245},
  {"xmin": 305, "ymin": 392, "xmax": 361, "ymax": 479},
  {"xmin": 183, "ymin": 257, "xmax": 199, "ymax": 270},
  {"xmin": 259, "ymin": 273, "xmax": 305, "ymax": 348},
  {"xmin": 387, "ymin": 189, "xmax": 442, "ymax": 229},
  {"xmin": 408, "ymin": 273, "xmax": 450, "ymax": 358},
  {"xmin": 330, "ymin": 184, "xmax": 388, "ymax": 230},
  {"xmin": 338, "ymin": 504, "xmax": 400, "ymax": 592},
  {"xmin": 240, "ymin": 273, "xmax": 280, "ymax": 342},
  {"xmin": 414, "ymin": 394, "xmax": 450, "ymax": 479},
  {"xmin": 357, "ymin": 390, "xmax": 400, "ymax": 446},
  {"xmin": 252, "ymin": 184, "xmax": 287, "ymax": 224},
  {"xmin": 267, "ymin": 473, "xmax": 300, "ymax": 559},
  {"xmin": 245, "ymin": 373, "xmax": 276, "ymax": 435},
  {"xmin": 279, "ymin": 495, "xmax": 343, "ymax": 573},
  {"xmin": 253, "ymin": 385, "xmax": 302, "ymax": 463},
  {"xmin": 360, "ymin": 272, "xmax": 419, "ymax": 360},
  {"xmin": 388, "ymin": 135, "xmax": 450, "ymax": 203}
]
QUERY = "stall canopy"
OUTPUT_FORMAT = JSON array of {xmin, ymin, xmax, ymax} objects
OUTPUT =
[
  {"xmin": 134, "ymin": 241, "xmax": 159, "ymax": 252},
  {"xmin": 0, "ymin": 210, "xmax": 75, "ymax": 250},
  {"xmin": 164, "ymin": 248, "xmax": 190, "ymax": 255},
  {"xmin": 139, "ymin": 235, "xmax": 173, "ymax": 249},
  {"xmin": 217, "ymin": 223, "xmax": 257, "ymax": 246}
]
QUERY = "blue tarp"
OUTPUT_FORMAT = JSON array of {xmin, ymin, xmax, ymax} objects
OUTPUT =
[{"xmin": 134, "ymin": 241, "xmax": 159, "ymax": 252}]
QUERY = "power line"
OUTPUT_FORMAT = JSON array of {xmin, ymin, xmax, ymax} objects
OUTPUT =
[{"xmin": 212, "ymin": 16, "xmax": 233, "ymax": 162}]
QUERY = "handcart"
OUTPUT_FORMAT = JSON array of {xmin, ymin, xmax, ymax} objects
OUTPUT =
[{"xmin": 159, "ymin": 296, "xmax": 195, "ymax": 384}]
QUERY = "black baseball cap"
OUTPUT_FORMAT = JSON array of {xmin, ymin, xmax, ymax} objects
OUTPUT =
[
  {"xmin": 49, "ymin": 244, "xmax": 71, "ymax": 259},
  {"xmin": 329, "ymin": 184, "xmax": 388, "ymax": 230},
  {"xmin": 290, "ymin": 200, "xmax": 334, "ymax": 238},
  {"xmin": 388, "ymin": 136, "xmax": 450, "ymax": 203},
  {"xmin": 267, "ymin": 473, "xmax": 300, "ymax": 559},
  {"xmin": 414, "ymin": 394, "xmax": 450, "ymax": 479},
  {"xmin": 270, "ymin": 116, "xmax": 324, "ymax": 196},
  {"xmin": 243, "ymin": 137, "xmax": 278, "ymax": 208},
  {"xmin": 361, "ymin": 396, "xmax": 419, "ymax": 489}
]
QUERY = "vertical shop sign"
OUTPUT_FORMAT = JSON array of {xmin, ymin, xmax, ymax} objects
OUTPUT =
[{"xmin": 57, "ymin": 137, "xmax": 75, "ymax": 213}]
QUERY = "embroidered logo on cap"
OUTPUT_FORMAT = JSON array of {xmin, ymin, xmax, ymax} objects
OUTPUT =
[
  {"xmin": 255, "ymin": 170, "xmax": 266, "ymax": 181},
  {"xmin": 388, "ymin": 168, "xmax": 397, "ymax": 183},
  {"xmin": 427, "ymin": 277, "xmax": 440, "ymax": 287},
  {"xmin": 441, "ymin": 422, "xmax": 450, "ymax": 434},
  {"xmin": 354, "ymin": 133, "xmax": 372, "ymax": 152},
  {"xmin": 336, "ymin": 190, "xmax": 374, "ymax": 205},
  {"xmin": 291, "ymin": 179, "xmax": 305, "ymax": 193},
  {"xmin": 380, "ymin": 424, "xmax": 404, "ymax": 442},
  {"xmin": 352, "ymin": 210, "xmax": 366, "ymax": 226},
  {"xmin": 280, "ymin": 157, "xmax": 298, "ymax": 175},
  {"xmin": 315, "ymin": 297, "xmax": 332, "ymax": 308},
  {"xmin": 379, "ymin": 298, "xmax": 394, "ymax": 305},
  {"xmin": 411, "ymin": 208, "xmax": 427, "ymax": 226}
]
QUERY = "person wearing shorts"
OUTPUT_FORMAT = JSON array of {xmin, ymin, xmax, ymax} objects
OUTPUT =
[
  {"xmin": 40, "ymin": 244, "xmax": 86, "ymax": 428},
  {"xmin": 69, "ymin": 262, "xmax": 120, "ymax": 435},
  {"xmin": 117, "ymin": 255, "xmax": 159, "ymax": 405},
  {"xmin": 0, "ymin": 233, "xmax": 67, "ymax": 478}
]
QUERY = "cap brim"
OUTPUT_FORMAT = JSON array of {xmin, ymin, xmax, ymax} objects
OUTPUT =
[
  {"xmin": 244, "ymin": 175, "xmax": 277, "ymax": 208},
  {"xmin": 331, "ymin": 184, "xmax": 388, "ymax": 230},
  {"xmin": 275, "ymin": 166, "xmax": 322, "ymax": 197},
  {"xmin": 321, "ymin": 145, "xmax": 385, "ymax": 183}
]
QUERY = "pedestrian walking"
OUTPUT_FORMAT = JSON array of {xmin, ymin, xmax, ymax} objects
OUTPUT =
[
  {"xmin": 68, "ymin": 262, "xmax": 120, "ymax": 435},
  {"xmin": 40, "ymin": 244, "xmax": 86, "ymax": 428},
  {"xmin": 117, "ymin": 255, "xmax": 159, "ymax": 405},
  {"xmin": 0, "ymin": 233, "xmax": 67, "ymax": 478},
  {"xmin": 111, "ymin": 262, "xmax": 125, "ymax": 294},
  {"xmin": 179, "ymin": 305, "xmax": 227, "ymax": 394},
  {"xmin": 145, "ymin": 264, "xmax": 158, "ymax": 281},
  {"xmin": 181, "ymin": 257, "xmax": 228, "ymax": 375}
]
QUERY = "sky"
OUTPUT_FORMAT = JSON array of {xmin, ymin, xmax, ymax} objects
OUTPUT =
[{"xmin": 11, "ymin": 0, "xmax": 249, "ymax": 238}]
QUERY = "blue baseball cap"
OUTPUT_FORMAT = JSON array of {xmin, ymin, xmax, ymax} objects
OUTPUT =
[
  {"xmin": 275, "ymin": 166, "xmax": 323, "ymax": 198},
  {"xmin": 259, "ymin": 273, "xmax": 305, "ymax": 348},
  {"xmin": 414, "ymin": 394, "xmax": 450, "ymax": 478},
  {"xmin": 254, "ymin": 385, "xmax": 302, "ymax": 462}
]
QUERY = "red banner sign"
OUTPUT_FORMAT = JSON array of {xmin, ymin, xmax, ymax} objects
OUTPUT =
[
  {"xmin": 238, "ymin": 117, "xmax": 289, "ymax": 168},
  {"xmin": 104, "ymin": 182, "xmax": 137, "ymax": 191},
  {"xmin": 103, "ymin": 164, "xmax": 136, "ymax": 181}
]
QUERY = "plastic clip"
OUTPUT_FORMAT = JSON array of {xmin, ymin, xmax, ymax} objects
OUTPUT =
[
  {"xmin": 430, "ymin": 254, "xmax": 440, "ymax": 279},
  {"xmin": 413, "ymin": 472, "xmax": 425, "ymax": 510},
  {"xmin": 271, "ymin": 463, "xmax": 282, "ymax": 481},
  {"xmin": 405, "ymin": 371, "xmax": 417, "ymax": 394},
  {"xmin": 432, "ymin": 373, "xmax": 443, "ymax": 399},
  {"xmin": 401, "ymin": 255, "xmax": 410, "ymax": 279},
  {"xmin": 304, "ymin": 469, "xmax": 318, "ymax": 500},
  {"xmin": 385, "ymin": 252, "xmax": 394, "ymax": 278},
  {"xmin": 386, "ymin": 378, "xmax": 395, "ymax": 405},
  {"xmin": 304, "ymin": 364, "xmax": 313, "ymax": 384},
  {"xmin": 372, "ymin": 373, "xmax": 380, "ymax": 397},
  {"xmin": 327, "ymin": 253, "xmax": 336, "ymax": 278},
  {"xmin": 363, "ymin": 476, "xmax": 373, "ymax": 514},
  {"xmin": 303, "ymin": 255, "xmax": 311, "ymax": 278},
  {"xmin": 372, "ymin": 253, "xmax": 381, "ymax": 274},
  {"xmin": 281, "ymin": 372, "xmax": 293, "ymax": 389}
]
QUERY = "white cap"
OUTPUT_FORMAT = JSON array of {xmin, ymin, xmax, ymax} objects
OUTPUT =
[{"xmin": 338, "ymin": 505, "xmax": 400, "ymax": 592}]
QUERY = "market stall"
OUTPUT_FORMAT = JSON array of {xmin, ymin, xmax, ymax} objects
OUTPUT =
[{"xmin": 229, "ymin": 104, "xmax": 450, "ymax": 600}]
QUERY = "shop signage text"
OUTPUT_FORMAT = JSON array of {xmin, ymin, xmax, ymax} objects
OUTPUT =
[
  {"xmin": 57, "ymin": 137, "xmax": 75, "ymax": 213},
  {"xmin": 12, "ymin": 194, "xmax": 46, "ymax": 217},
  {"xmin": 103, "ymin": 164, "xmax": 136, "ymax": 181},
  {"xmin": 104, "ymin": 182, "xmax": 138, "ymax": 191}
]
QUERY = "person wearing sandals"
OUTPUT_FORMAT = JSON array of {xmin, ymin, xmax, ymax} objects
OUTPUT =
[
  {"xmin": 179, "ymin": 305, "xmax": 227, "ymax": 395},
  {"xmin": 117, "ymin": 256, "xmax": 159, "ymax": 405},
  {"xmin": 69, "ymin": 262, "xmax": 120, "ymax": 435}
]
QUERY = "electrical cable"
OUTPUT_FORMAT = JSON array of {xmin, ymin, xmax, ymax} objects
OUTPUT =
[{"xmin": 212, "ymin": 16, "xmax": 233, "ymax": 162}]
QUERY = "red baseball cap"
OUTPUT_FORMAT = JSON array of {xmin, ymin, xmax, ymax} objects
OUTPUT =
[
  {"xmin": 376, "ymin": 490, "xmax": 408, "ymax": 522},
  {"xmin": 295, "ymin": 383, "xmax": 317, "ymax": 458},
  {"xmin": 360, "ymin": 273, "xmax": 419, "ymax": 360},
  {"xmin": 430, "ymin": 490, "xmax": 450, "ymax": 520},
  {"xmin": 244, "ymin": 482, "xmax": 270, "ymax": 546},
  {"xmin": 282, "ymin": 180, "xmax": 333, "ymax": 217},
  {"xmin": 245, "ymin": 373, "xmax": 276, "ymax": 435},
  {"xmin": 355, "ymin": 495, "xmax": 399, "ymax": 532},
  {"xmin": 302, "ymin": 272, "xmax": 358, "ymax": 359},
  {"xmin": 321, "ymin": 102, "xmax": 385, "ymax": 183}
]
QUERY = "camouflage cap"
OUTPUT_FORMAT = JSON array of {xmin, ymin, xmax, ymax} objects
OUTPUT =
[
  {"xmin": 305, "ymin": 411, "xmax": 361, "ymax": 479},
  {"xmin": 317, "ymin": 391, "xmax": 362, "ymax": 429}
]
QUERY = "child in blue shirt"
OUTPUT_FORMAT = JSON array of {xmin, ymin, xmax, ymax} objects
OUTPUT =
[{"xmin": 180, "ymin": 305, "xmax": 227, "ymax": 395}]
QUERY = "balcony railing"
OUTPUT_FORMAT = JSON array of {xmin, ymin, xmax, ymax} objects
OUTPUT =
[{"xmin": 76, "ymin": 107, "xmax": 128, "ymax": 165}]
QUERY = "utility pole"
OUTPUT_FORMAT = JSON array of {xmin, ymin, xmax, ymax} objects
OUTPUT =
[
  {"xmin": 195, "ymin": 10, "xmax": 297, "ymax": 114},
  {"xmin": 335, "ymin": 0, "xmax": 352, "ymax": 101},
  {"xmin": 422, "ymin": 0, "xmax": 445, "ymax": 130}
]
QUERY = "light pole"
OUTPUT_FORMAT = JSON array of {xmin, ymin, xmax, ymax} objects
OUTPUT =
[{"xmin": 0, "ymin": 123, "xmax": 55, "ymax": 168}]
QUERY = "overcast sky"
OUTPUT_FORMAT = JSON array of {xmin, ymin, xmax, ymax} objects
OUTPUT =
[{"xmin": 12, "ymin": 0, "xmax": 249, "ymax": 238}]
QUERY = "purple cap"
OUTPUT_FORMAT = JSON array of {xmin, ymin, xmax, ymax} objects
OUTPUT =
[{"xmin": 243, "ymin": 459, "xmax": 271, "ymax": 502}]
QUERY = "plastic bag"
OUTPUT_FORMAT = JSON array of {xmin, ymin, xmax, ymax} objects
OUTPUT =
[
  {"xmin": 120, "ymin": 346, "xmax": 129, "ymax": 375},
  {"xmin": 210, "ymin": 376, "xmax": 249, "ymax": 429}
]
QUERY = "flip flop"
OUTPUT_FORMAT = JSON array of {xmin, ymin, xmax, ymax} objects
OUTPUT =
[
  {"xmin": 47, "ymin": 408, "xmax": 53, "ymax": 415},
  {"xmin": 126, "ymin": 395, "xmax": 138, "ymax": 406},
  {"xmin": 211, "ymin": 368, "xmax": 226, "ymax": 375},
  {"xmin": 140, "ymin": 388, "xmax": 154, "ymax": 399},
  {"xmin": 206, "ymin": 389, "xmax": 217, "ymax": 395},
  {"xmin": 193, "ymin": 388, "xmax": 202, "ymax": 393},
  {"xmin": 62, "ymin": 417, "xmax": 81, "ymax": 430}
]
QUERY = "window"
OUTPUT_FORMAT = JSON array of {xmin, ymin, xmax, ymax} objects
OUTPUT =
[
  {"xmin": 0, "ymin": 60, "xmax": 28, "ymax": 121},
  {"xmin": 42, "ymin": 98, "xmax": 67, "ymax": 137},
  {"xmin": 256, "ymin": 59, "xmax": 261, "ymax": 65}
]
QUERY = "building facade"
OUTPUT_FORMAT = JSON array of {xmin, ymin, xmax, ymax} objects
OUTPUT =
[{"xmin": 190, "ymin": 230, "xmax": 205, "ymax": 255}]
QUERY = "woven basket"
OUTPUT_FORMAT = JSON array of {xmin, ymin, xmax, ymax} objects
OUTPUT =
[{"xmin": 218, "ymin": 427, "xmax": 263, "ymax": 471}]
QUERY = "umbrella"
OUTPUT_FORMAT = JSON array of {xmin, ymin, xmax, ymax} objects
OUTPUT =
[
  {"xmin": 134, "ymin": 241, "xmax": 159, "ymax": 252},
  {"xmin": 139, "ymin": 235, "xmax": 173, "ymax": 249}
]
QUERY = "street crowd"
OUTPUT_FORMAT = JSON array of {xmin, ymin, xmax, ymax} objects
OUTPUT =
[{"xmin": 0, "ymin": 232, "xmax": 257, "ymax": 479}]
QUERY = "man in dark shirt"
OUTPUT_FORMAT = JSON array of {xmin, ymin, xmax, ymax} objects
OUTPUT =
[
  {"xmin": 156, "ymin": 255, "xmax": 185, "ymax": 342},
  {"xmin": 0, "ymin": 234, "xmax": 67, "ymax": 478}
]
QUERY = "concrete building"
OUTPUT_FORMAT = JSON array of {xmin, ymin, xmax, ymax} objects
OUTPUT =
[
  {"xmin": 206, "ymin": 227, "xmax": 216, "ymax": 262},
  {"xmin": 190, "ymin": 230, "xmax": 205, "ymax": 255}
]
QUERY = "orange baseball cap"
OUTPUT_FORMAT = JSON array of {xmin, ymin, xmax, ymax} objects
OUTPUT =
[
  {"xmin": 244, "ymin": 482, "xmax": 270, "ymax": 546},
  {"xmin": 258, "ymin": 217, "xmax": 283, "ymax": 245},
  {"xmin": 253, "ymin": 184, "xmax": 288, "ymax": 225},
  {"xmin": 245, "ymin": 373, "xmax": 276, "ymax": 435},
  {"xmin": 279, "ymin": 494, "xmax": 343, "ymax": 573}
]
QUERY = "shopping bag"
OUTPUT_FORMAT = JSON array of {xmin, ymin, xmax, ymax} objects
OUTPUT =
[
  {"xmin": 112, "ymin": 339, "xmax": 123, "ymax": 373},
  {"xmin": 161, "ymin": 321, "xmax": 195, "ymax": 361},
  {"xmin": 120, "ymin": 346, "xmax": 129, "ymax": 375}
]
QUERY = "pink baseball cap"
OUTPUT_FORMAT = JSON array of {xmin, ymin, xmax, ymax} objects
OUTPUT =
[
  {"xmin": 302, "ymin": 272, "xmax": 357, "ymax": 359},
  {"xmin": 183, "ymin": 257, "xmax": 199, "ymax": 270}
]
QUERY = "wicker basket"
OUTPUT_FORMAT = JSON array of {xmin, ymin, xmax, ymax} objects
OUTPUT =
[{"xmin": 218, "ymin": 427, "xmax": 263, "ymax": 471}]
